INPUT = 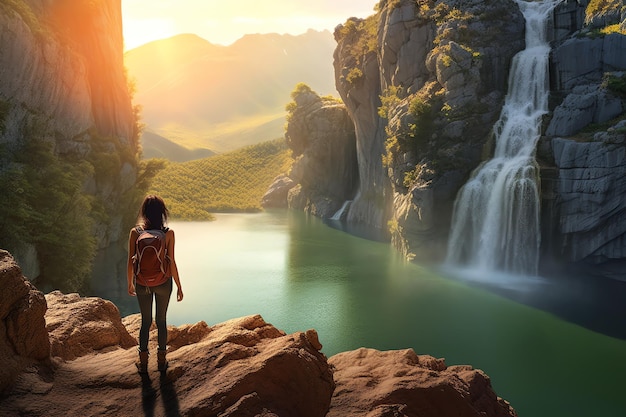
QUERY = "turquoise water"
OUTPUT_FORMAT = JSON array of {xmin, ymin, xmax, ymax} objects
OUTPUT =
[{"xmin": 95, "ymin": 210, "xmax": 626, "ymax": 417}]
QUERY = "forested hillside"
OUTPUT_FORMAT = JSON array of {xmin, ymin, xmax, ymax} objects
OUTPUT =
[{"xmin": 149, "ymin": 139, "xmax": 292, "ymax": 219}]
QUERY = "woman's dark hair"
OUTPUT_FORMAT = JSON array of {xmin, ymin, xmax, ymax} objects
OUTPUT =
[{"xmin": 138, "ymin": 195, "xmax": 169, "ymax": 229}]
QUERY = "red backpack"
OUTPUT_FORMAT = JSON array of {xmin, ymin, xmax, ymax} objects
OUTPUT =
[{"xmin": 132, "ymin": 226, "xmax": 171, "ymax": 287}]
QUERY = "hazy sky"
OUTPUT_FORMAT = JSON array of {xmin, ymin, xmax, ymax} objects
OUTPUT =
[{"xmin": 122, "ymin": 0, "xmax": 378, "ymax": 50}]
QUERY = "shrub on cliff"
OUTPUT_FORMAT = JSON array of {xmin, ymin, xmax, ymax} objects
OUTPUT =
[
  {"xmin": 335, "ymin": 15, "xmax": 378, "ymax": 85},
  {"xmin": 0, "ymin": 0, "xmax": 46, "ymax": 37},
  {"xmin": 586, "ymin": 0, "xmax": 623, "ymax": 21},
  {"xmin": 602, "ymin": 72, "xmax": 626, "ymax": 97}
]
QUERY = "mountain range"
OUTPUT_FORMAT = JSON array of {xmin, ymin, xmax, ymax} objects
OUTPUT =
[{"xmin": 125, "ymin": 30, "xmax": 338, "ymax": 159}]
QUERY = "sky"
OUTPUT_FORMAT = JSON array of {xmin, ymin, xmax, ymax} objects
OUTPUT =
[{"xmin": 122, "ymin": 0, "xmax": 378, "ymax": 50}]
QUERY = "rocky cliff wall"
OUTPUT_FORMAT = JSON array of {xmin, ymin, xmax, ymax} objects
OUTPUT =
[
  {"xmin": 334, "ymin": 0, "xmax": 526, "ymax": 259},
  {"xmin": 0, "ymin": 0, "xmax": 134, "ymax": 156},
  {"xmin": 326, "ymin": 0, "xmax": 626, "ymax": 280},
  {"xmin": 0, "ymin": 0, "xmax": 139, "ymax": 286},
  {"xmin": 537, "ymin": 0, "xmax": 626, "ymax": 279}
]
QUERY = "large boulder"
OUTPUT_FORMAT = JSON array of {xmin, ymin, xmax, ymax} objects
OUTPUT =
[
  {"xmin": 261, "ymin": 173, "xmax": 296, "ymax": 209},
  {"xmin": 0, "ymin": 250, "xmax": 49, "ymax": 394},
  {"xmin": 328, "ymin": 348, "xmax": 517, "ymax": 417},
  {"xmin": 45, "ymin": 291, "xmax": 136, "ymax": 360},
  {"xmin": 158, "ymin": 315, "xmax": 334, "ymax": 417}
]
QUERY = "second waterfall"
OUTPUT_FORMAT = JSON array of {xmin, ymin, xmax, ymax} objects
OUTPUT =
[{"xmin": 445, "ymin": 0, "xmax": 562, "ymax": 275}]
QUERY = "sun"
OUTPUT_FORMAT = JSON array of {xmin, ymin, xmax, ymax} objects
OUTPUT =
[{"xmin": 123, "ymin": 17, "xmax": 178, "ymax": 50}]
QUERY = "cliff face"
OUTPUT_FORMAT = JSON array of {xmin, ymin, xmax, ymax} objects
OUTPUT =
[
  {"xmin": 0, "ymin": 0, "xmax": 139, "ymax": 287},
  {"xmin": 326, "ymin": 0, "xmax": 626, "ymax": 279},
  {"xmin": 286, "ymin": 89, "xmax": 359, "ymax": 218},
  {"xmin": 263, "ymin": 86, "xmax": 359, "ymax": 217},
  {"xmin": 0, "ymin": 0, "xmax": 134, "ymax": 153},
  {"xmin": 539, "ymin": 0, "xmax": 626, "ymax": 279},
  {"xmin": 334, "ymin": 0, "xmax": 526, "ymax": 258}
]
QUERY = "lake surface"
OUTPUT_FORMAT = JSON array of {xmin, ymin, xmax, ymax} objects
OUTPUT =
[{"xmin": 93, "ymin": 210, "xmax": 626, "ymax": 417}]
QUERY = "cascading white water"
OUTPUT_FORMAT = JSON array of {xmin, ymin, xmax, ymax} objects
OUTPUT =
[
  {"xmin": 446, "ymin": 0, "xmax": 562, "ymax": 275},
  {"xmin": 331, "ymin": 200, "xmax": 353, "ymax": 221}
]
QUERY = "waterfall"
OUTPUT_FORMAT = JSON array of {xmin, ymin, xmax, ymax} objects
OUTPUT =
[
  {"xmin": 331, "ymin": 200, "xmax": 352, "ymax": 221},
  {"xmin": 445, "ymin": 0, "xmax": 562, "ymax": 275}
]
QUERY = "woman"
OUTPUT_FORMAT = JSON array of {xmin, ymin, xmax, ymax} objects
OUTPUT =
[{"xmin": 127, "ymin": 195, "xmax": 183, "ymax": 373}]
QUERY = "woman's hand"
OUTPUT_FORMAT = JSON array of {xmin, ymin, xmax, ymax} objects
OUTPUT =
[
  {"xmin": 177, "ymin": 287, "xmax": 184, "ymax": 302},
  {"xmin": 128, "ymin": 282, "xmax": 136, "ymax": 296}
]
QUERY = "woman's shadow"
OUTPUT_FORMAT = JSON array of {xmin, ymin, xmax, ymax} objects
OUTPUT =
[
  {"xmin": 140, "ymin": 371, "xmax": 181, "ymax": 417},
  {"xmin": 160, "ymin": 371, "xmax": 181, "ymax": 416}
]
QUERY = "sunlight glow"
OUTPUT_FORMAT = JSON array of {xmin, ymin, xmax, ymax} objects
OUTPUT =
[{"xmin": 122, "ymin": 0, "xmax": 377, "ymax": 50}]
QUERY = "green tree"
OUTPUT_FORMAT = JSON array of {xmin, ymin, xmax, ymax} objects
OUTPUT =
[{"xmin": 0, "ymin": 137, "xmax": 95, "ymax": 291}]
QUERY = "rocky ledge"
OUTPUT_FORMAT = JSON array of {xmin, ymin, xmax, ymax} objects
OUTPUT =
[{"xmin": 0, "ymin": 250, "xmax": 516, "ymax": 416}]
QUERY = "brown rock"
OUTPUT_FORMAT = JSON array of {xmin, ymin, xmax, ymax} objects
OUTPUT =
[
  {"xmin": 169, "ymin": 315, "xmax": 334, "ymax": 416},
  {"xmin": 45, "ymin": 291, "xmax": 136, "ymax": 360},
  {"xmin": 122, "ymin": 313, "xmax": 213, "ymax": 351},
  {"xmin": 2, "ymin": 314, "xmax": 335, "ymax": 417},
  {"xmin": 6, "ymin": 281, "xmax": 49, "ymax": 360},
  {"xmin": 328, "ymin": 348, "xmax": 517, "ymax": 417},
  {"xmin": 0, "ymin": 250, "xmax": 50, "ymax": 394}
]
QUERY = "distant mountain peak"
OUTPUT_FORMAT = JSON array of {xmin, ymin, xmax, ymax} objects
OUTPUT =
[{"xmin": 125, "ymin": 29, "xmax": 338, "ymax": 156}]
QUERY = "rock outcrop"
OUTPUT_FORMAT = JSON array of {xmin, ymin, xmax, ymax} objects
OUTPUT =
[
  {"xmin": 264, "ymin": 86, "xmax": 358, "ymax": 218},
  {"xmin": 540, "ymin": 120, "xmax": 626, "ymax": 278},
  {"xmin": 0, "ymin": 252, "xmax": 517, "ymax": 416},
  {"xmin": 261, "ymin": 173, "xmax": 296, "ymax": 209},
  {"xmin": 45, "ymin": 291, "xmax": 136, "ymax": 360},
  {"xmin": 0, "ymin": 250, "xmax": 49, "ymax": 393},
  {"xmin": 328, "ymin": 348, "xmax": 517, "ymax": 417},
  {"xmin": 537, "ymin": 0, "xmax": 626, "ymax": 279}
]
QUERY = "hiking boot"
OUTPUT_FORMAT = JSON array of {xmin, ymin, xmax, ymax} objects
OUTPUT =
[
  {"xmin": 157, "ymin": 349, "xmax": 168, "ymax": 372},
  {"xmin": 136, "ymin": 349, "xmax": 149, "ymax": 374}
]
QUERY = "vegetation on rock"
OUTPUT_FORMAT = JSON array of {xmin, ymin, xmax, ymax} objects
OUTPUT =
[
  {"xmin": 335, "ymin": 15, "xmax": 378, "ymax": 85},
  {"xmin": 0, "ymin": 0, "xmax": 46, "ymax": 37},
  {"xmin": 603, "ymin": 72, "xmax": 626, "ymax": 97},
  {"xmin": 0, "ymin": 137, "xmax": 95, "ymax": 291},
  {"xmin": 586, "ymin": 0, "xmax": 623, "ymax": 20}
]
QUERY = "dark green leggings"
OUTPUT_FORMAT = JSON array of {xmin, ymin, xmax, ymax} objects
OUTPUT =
[{"xmin": 136, "ymin": 278, "xmax": 172, "ymax": 351}]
